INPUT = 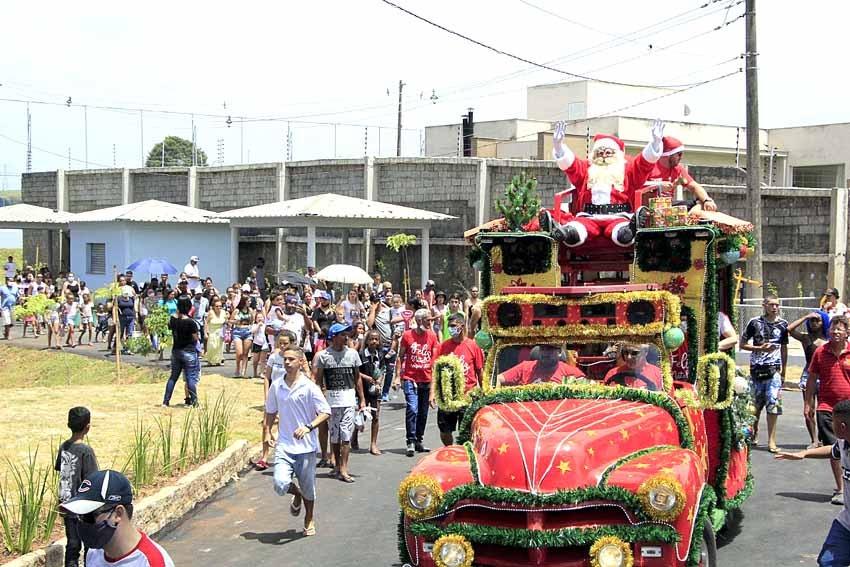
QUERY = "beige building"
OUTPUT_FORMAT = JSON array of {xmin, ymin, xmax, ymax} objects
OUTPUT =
[{"xmin": 425, "ymin": 79, "xmax": 850, "ymax": 189}]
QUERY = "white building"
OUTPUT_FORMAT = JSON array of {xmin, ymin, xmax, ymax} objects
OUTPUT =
[{"xmin": 68, "ymin": 200, "xmax": 232, "ymax": 291}]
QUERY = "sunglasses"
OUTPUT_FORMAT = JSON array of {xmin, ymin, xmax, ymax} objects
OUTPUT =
[
  {"xmin": 622, "ymin": 349, "xmax": 641, "ymax": 357},
  {"xmin": 79, "ymin": 506, "xmax": 116, "ymax": 524}
]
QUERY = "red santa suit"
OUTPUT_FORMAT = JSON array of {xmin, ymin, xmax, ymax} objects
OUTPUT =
[{"xmin": 554, "ymin": 133, "xmax": 660, "ymax": 247}]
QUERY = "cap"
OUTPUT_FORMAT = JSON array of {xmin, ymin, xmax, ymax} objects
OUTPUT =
[
  {"xmin": 59, "ymin": 470, "xmax": 133, "ymax": 515},
  {"xmin": 193, "ymin": 289, "xmax": 203, "ymax": 296},
  {"xmin": 825, "ymin": 287, "xmax": 840, "ymax": 298},
  {"xmin": 315, "ymin": 290, "xmax": 330, "ymax": 301},
  {"xmin": 435, "ymin": 290, "xmax": 447, "ymax": 300},
  {"xmin": 327, "ymin": 322, "xmax": 352, "ymax": 339},
  {"xmin": 241, "ymin": 284, "xmax": 251, "ymax": 292},
  {"xmin": 285, "ymin": 295, "xmax": 298, "ymax": 304},
  {"xmin": 67, "ymin": 407, "xmax": 91, "ymax": 431},
  {"xmin": 190, "ymin": 256, "xmax": 199, "ymax": 262},
  {"xmin": 661, "ymin": 136, "xmax": 685, "ymax": 157},
  {"xmin": 426, "ymin": 279, "xmax": 435, "ymax": 287},
  {"xmin": 592, "ymin": 133, "xmax": 625, "ymax": 152}
]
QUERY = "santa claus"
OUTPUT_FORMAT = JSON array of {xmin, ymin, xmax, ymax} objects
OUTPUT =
[{"xmin": 542, "ymin": 119, "xmax": 665, "ymax": 247}]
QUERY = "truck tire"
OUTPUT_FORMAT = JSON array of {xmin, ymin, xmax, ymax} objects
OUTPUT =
[{"xmin": 699, "ymin": 520, "xmax": 718, "ymax": 567}]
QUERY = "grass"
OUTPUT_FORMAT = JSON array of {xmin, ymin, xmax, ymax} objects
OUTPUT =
[
  {"xmin": 0, "ymin": 345, "xmax": 263, "ymax": 479},
  {"xmin": 0, "ymin": 248, "xmax": 22, "ymax": 269},
  {"xmin": 0, "ymin": 190, "xmax": 21, "ymax": 202}
]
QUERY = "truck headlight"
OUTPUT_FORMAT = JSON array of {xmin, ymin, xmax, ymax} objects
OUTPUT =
[
  {"xmin": 398, "ymin": 474, "xmax": 443, "ymax": 519},
  {"xmin": 589, "ymin": 536, "xmax": 632, "ymax": 567},
  {"xmin": 433, "ymin": 535, "xmax": 474, "ymax": 567},
  {"xmin": 637, "ymin": 474, "xmax": 686, "ymax": 521}
]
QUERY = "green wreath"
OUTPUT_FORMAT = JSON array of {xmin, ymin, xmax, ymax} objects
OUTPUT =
[
  {"xmin": 696, "ymin": 352, "xmax": 737, "ymax": 409},
  {"xmin": 434, "ymin": 355, "xmax": 470, "ymax": 412}
]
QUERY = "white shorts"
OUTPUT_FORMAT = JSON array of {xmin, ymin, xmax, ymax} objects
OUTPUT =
[
  {"xmin": 1, "ymin": 308, "xmax": 11, "ymax": 326},
  {"xmin": 329, "ymin": 406, "xmax": 355, "ymax": 444}
]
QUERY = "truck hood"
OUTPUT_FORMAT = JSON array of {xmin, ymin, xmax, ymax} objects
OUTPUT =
[{"xmin": 470, "ymin": 396, "xmax": 681, "ymax": 494}]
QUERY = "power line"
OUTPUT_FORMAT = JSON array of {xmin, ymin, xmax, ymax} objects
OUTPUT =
[{"xmin": 379, "ymin": 0, "xmax": 725, "ymax": 89}]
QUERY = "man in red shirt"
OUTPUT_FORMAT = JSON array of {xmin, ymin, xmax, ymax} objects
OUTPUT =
[
  {"xmin": 806, "ymin": 315, "xmax": 850, "ymax": 504},
  {"xmin": 393, "ymin": 308, "xmax": 440, "ymax": 457},
  {"xmin": 646, "ymin": 136, "xmax": 716, "ymax": 211},
  {"xmin": 603, "ymin": 343, "xmax": 664, "ymax": 391},
  {"xmin": 498, "ymin": 344, "xmax": 584, "ymax": 386},
  {"xmin": 430, "ymin": 313, "xmax": 484, "ymax": 446}
]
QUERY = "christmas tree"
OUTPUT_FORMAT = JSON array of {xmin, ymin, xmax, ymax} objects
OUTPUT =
[{"xmin": 496, "ymin": 172, "xmax": 541, "ymax": 231}]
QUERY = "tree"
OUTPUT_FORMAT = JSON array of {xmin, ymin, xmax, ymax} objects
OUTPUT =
[
  {"xmin": 386, "ymin": 233, "xmax": 417, "ymax": 299},
  {"xmin": 146, "ymin": 136, "xmax": 208, "ymax": 167},
  {"xmin": 496, "ymin": 172, "xmax": 541, "ymax": 231}
]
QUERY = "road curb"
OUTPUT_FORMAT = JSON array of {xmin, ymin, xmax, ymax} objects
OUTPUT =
[{"xmin": 4, "ymin": 440, "xmax": 261, "ymax": 567}]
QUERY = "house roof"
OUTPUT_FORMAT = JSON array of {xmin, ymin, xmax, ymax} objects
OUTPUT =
[
  {"xmin": 0, "ymin": 203, "xmax": 77, "ymax": 229},
  {"xmin": 220, "ymin": 193, "xmax": 454, "ymax": 227},
  {"xmin": 70, "ymin": 200, "xmax": 227, "ymax": 224}
]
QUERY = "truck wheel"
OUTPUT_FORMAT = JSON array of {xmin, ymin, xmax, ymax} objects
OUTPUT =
[{"xmin": 698, "ymin": 520, "xmax": 717, "ymax": 567}]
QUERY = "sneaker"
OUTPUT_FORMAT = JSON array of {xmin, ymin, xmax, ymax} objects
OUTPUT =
[
  {"xmin": 381, "ymin": 394, "xmax": 390, "ymax": 402},
  {"xmin": 415, "ymin": 443, "xmax": 431, "ymax": 453},
  {"xmin": 832, "ymin": 491, "xmax": 844, "ymax": 506},
  {"xmin": 406, "ymin": 442, "xmax": 415, "ymax": 457}
]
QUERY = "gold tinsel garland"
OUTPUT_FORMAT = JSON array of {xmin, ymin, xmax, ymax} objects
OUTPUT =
[
  {"xmin": 695, "ymin": 352, "xmax": 737, "ymax": 410},
  {"xmin": 434, "ymin": 354, "xmax": 471, "ymax": 412},
  {"xmin": 432, "ymin": 534, "xmax": 475, "ymax": 567},
  {"xmin": 589, "ymin": 535, "xmax": 634, "ymax": 567},
  {"xmin": 636, "ymin": 474, "xmax": 686, "ymax": 522},
  {"xmin": 398, "ymin": 473, "xmax": 444, "ymax": 520}
]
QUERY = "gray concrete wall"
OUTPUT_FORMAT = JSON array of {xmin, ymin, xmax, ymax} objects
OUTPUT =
[
  {"xmin": 18, "ymin": 160, "xmax": 844, "ymax": 297},
  {"xmin": 66, "ymin": 169, "xmax": 123, "ymax": 213},
  {"xmin": 198, "ymin": 164, "xmax": 279, "ymax": 212},
  {"xmin": 132, "ymin": 170, "xmax": 188, "ymax": 204}
]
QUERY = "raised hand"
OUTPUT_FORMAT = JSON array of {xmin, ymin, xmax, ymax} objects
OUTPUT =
[
  {"xmin": 553, "ymin": 121, "xmax": 566, "ymax": 158},
  {"xmin": 650, "ymin": 119, "xmax": 665, "ymax": 151}
]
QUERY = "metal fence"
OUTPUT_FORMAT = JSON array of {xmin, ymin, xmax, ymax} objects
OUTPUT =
[{"xmin": 733, "ymin": 296, "xmax": 820, "ymax": 337}]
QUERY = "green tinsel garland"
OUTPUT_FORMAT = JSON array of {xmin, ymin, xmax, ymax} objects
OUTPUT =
[
  {"xmin": 398, "ymin": 511, "xmax": 412, "ymax": 565},
  {"xmin": 455, "ymin": 384, "xmax": 695, "ymax": 450},
  {"xmin": 463, "ymin": 442, "xmax": 480, "ymax": 484},
  {"xmin": 409, "ymin": 521, "xmax": 680, "ymax": 548},
  {"xmin": 686, "ymin": 486, "xmax": 718, "ymax": 567},
  {"xmin": 598, "ymin": 445, "xmax": 680, "ymax": 486},
  {"xmin": 434, "ymin": 355, "xmax": 470, "ymax": 412},
  {"xmin": 435, "ymin": 483, "xmax": 654, "ymax": 522},
  {"xmin": 725, "ymin": 471, "xmax": 754, "ymax": 510},
  {"xmin": 681, "ymin": 305, "xmax": 699, "ymax": 384},
  {"xmin": 704, "ymin": 229, "xmax": 719, "ymax": 353},
  {"xmin": 712, "ymin": 407, "xmax": 755, "ymax": 509}
]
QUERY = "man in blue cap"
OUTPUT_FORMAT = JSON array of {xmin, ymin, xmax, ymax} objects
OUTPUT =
[
  {"xmin": 313, "ymin": 322, "xmax": 367, "ymax": 483},
  {"xmin": 59, "ymin": 470, "xmax": 174, "ymax": 567}
]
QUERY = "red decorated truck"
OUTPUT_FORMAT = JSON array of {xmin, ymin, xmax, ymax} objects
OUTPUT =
[{"xmin": 397, "ymin": 185, "xmax": 756, "ymax": 567}]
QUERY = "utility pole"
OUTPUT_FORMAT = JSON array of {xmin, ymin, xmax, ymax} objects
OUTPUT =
[
  {"xmin": 139, "ymin": 110, "xmax": 145, "ymax": 167},
  {"xmin": 396, "ymin": 79, "xmax": 405, "ymax": 156},
  {"xmin": 84, "ymin": 105, "xmax": 89, "ymax": 169},
  {"xmin": 745, "ymin": 0, "xmax": 763, "ymax": 287},
  {"xmin": 26, "ymin": 103, "xmax": 32, "ymax": 173}
]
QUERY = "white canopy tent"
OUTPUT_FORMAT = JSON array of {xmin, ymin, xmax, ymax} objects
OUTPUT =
[{"xmin": 220, "ymin": 193, "xmax": 454, "ymax": 288}]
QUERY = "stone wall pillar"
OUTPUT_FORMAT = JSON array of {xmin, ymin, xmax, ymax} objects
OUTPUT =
[
  {"xmin": 275, "ymin": 162, "xmax": 288, "ymax": 273},
  {"xmin": 363, "ymin": 156, "xmax": 375, "ymax": 273},
  {"xmin": 187, "ymin": 166, "xmax": 198, "ymax": 208},
  {"xmin": 829, "ymin": 185, "xmax": 849, "ymax": 298}
]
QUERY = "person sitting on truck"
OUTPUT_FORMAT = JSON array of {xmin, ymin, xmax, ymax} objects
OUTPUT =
[
  {"xmin": 498, "ymin": 344, "xmax": 585, "ymax": 386},
  {"xmin": 645, "ymin": 136, "xmax": 717, "ymax": 212},
  {"xmin": 603, "ymin": 343, "xmax": 663, "ymax": 391}
]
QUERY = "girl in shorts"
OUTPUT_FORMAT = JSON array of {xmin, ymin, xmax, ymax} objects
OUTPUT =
[
  {"xmin": 251, "ymin": 311, "xmax": 269, "ymax": 378},
  {"xmin": 79, "ymin": 292, "xmax": 94, "ymax": 346}
]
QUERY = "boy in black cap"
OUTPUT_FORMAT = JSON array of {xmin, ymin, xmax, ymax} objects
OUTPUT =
[
  {"xmin": 55, "ymin": 407, "xmax": 99, "ymax": 567},
  {"xmin": 60, "ymin": 470, "xmax": 174, "ymax": 566}
]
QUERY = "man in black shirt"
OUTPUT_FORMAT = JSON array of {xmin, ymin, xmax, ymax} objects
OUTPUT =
[{"xmin": 163, "ymin": 297, "xmax": 201, "ymax": 407}]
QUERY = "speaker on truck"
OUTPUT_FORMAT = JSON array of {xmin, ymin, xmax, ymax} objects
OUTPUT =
[
  {"xmin": 496, "ymin": 303, "xmax": 523, "ymax": 328},
  {"xmin": 626, "ymin": 300, "xmax": 656, "ymax": 325}
]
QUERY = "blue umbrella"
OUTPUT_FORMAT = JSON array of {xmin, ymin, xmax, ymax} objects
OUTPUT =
[{"xmin": 126, "ymin": 257, "xmax": 179, "ymax": 275}]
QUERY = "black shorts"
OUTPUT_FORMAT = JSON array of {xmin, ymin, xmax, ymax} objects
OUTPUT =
[
  {"xmin": 818, "ymin": 411, "xmax": 838, "ymax": 446},
  {"xmin": 437, "ymin": 409, "xmax": 462, "ymax": 434},
  {"xmin": 251, "ymin": 343, "xmax": 264, "ymax": 353}
]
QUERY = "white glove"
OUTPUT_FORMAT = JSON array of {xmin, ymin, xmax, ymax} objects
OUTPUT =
[
  {"xmin": 650, "ymin": 119, "xmax": 665, "ymax": 155},
  {"xmin": 553, "ymin": 121, "xmax": 566, "ymax": 159}
]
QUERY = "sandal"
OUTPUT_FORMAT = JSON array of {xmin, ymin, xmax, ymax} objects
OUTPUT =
[
  {"xmin": 768, "ymin": 445, "xmax": 780, "ymax": 454},
  {"xmin": 317, "ymin": 458, "xmax": 330, "ymax": 468},
  {"xmin": 290, "ymin": 496, "xmax": 302, "ymax": 516},
  {"xmin": 303, "ymin": 524, "xmax": 316, "ymax": 537},
  {"xmin": 339, "ymin": 474, "xmax": 356, "ymax": 483},
  {"xmin": 254, "ymin": 459, "xmax": 269, "ymax": 471}
]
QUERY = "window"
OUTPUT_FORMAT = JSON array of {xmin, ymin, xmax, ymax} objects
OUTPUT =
[
  {"xmin": 86, "ymin": 243, "xmax": 105, "ymax": 275},
  {"xmin": 567, "ymin": 102, "xmax": 586, "ymax": 120},
  {"xmin": 792, "ymin": 165, "xmax": 842, "ymax": 188}
]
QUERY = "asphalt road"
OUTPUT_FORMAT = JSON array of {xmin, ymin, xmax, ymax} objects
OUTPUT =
[{"xmin": 154, "ymin": 389, "xmax": 839, "ymax": 567}]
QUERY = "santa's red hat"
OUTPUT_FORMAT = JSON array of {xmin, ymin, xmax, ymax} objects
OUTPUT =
[
  {"xmin": 661, "ymin": 136, "xmax": 685, "ymax": 157},
  {"xmin": 592, "ymin": 133, "xmax": 625, "ymax": 153}
]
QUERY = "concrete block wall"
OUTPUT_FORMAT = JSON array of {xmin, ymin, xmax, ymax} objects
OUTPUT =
[
  {"xmin": 198, "ymin": 164, "xmax": 279, "ymax": 212},
  {"xmin": 132, "ymin": 170, "xmax": 188, "ymax": 204},
  {"xmin": 66, "ymin": 169, "xmax": 123, "ymax": 213},
  {"xmin": 21, "ymin": 171, "xmax": 58, "ymax": 208},
  {"xmin": 488, "ymin": 161, "xmax": 564, "ymax": 217},
  {"xmin": 375, "ymin": 158, "xmax": 477, "ymax": 239},
  {"xmin": 287, "ymin": 160, "xmax": 364, "ymax": 200},
  {"xmin": 762, "ymin": 192, "xmax": 831, "ymax": 255}
]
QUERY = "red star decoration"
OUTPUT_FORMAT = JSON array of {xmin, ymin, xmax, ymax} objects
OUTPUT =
[
  {"xmin": 693, "ymin": 259, "xmax": 705, "ymax": 270},
  {"xmin": 492, "ymin": 263, "xmax": 503, "ymax": 274}
]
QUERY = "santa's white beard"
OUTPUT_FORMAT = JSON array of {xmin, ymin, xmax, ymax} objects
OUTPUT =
[{"xmin": 587, "ymin": 153, "xmax": 626, "ymax": 205}]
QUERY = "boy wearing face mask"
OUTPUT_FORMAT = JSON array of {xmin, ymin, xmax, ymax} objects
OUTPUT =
[
  {"xmin": 59, "ymin": 469, "xmax": 174, "ymax": 566},
  {"xmin": 431, "ymin": 313, "xmax": 484, "ymax": 446}
]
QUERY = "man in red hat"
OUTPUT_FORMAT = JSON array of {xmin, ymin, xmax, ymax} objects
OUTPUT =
[
  {"xmin": 543, "ymin": 119, "xmax": 665, "ymax": 247},
  {"xmin": 647, "ymin": 136, "xmax": 717, "ymax": 211}
]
